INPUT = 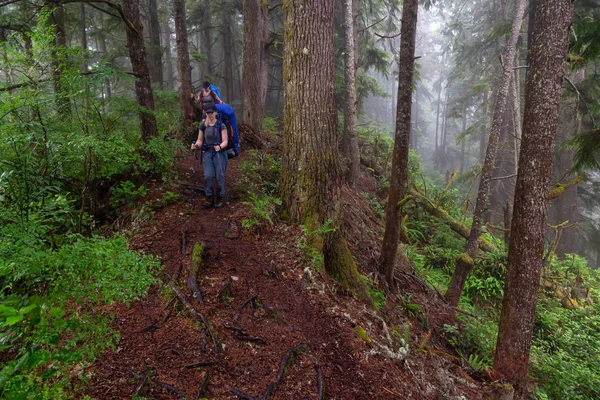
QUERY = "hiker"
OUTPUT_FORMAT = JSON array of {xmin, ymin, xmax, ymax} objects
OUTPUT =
[
  {"xmin": 197, "ymin": 81, "xmax": 223, "ymax": 111},
  {"xmin": 191, "ymin": 103, "xmax": 229, "ymax": 208}
]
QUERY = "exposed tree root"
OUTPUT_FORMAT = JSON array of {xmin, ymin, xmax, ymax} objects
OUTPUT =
[
  {"xmin": 169, "ymin": 283, "xmax": 218, "ymax": 352},
  {"xmin": 153, "ymin": 379, "xmax": 186, "ymax": 398},
  {"xmin": 129, "ymin": 321, "xmax": 159, "ymax": 336},
  {"xmin": 132, "ymin": 362, "xmax": 151, "ymax": 397},
  {"xmin": 223, "ymin": 323, "xmax": 267, "ymax": 345},
  {"xmin": 196, "ymin": 371, "xmax": 210, "ymax": 399},
  {"xmin": 185, "ymin": 360, "xmax": 218, "ymax": 368},
  {"xmin": 226, "ymin": 385, "xmax": 260, "ymax": 400},
  {"xmin": 200, "ymin": 330, "xmax": 207, "ymax": 355},
  {"xmin": 239, "ymin": 296, "xmax": 294, "ymax": 331}
]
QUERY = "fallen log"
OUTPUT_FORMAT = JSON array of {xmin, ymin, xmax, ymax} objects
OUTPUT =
[{"xmin": 187, "ymin": 242, "xmax": 206, "ymax": 306}]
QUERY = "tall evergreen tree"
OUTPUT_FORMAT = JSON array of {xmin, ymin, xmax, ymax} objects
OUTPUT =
[
  {"xmin": 280, "ymin": 0, "xmax": 368, "ymax": 299},
  {"xmin": 494, "ymin": 0, "xmax": 573, "ymax": 395},
  {"xmin": 379, "ymin": 0, "xmax": 419, "ymax": 289}
]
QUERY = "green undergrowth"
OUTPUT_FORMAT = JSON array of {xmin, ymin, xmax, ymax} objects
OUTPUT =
[
  {"xmin": 0, "ymin": 231, "xmax": 160, "ymax": 398},
  {"xmin": 402, "ymin": 161, "xmax": 600, "ymax": 398}
]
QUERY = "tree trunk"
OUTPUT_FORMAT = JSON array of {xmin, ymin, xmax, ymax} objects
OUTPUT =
[
  {"xmin": 223, "ymin": 9, "xmax": 234, "ymax": 102},
  {"xmin": 148, "ymin": 0, "xmax": 163, "ymax": 88},
  {"xmin": 203, "ymin": 12, "xmax": 213, "ymax": 78},
  {"xmin": 163, "ymin": 23, "xmax": 174, "ymax": 90},
  {"xmin": 281, "ymin": 0, "xmax": 368, "ymax": 300},
  {"xmin": 379, "ymin": 0, "xmax": 419, "ymax": 289},
  {"xmin": 445, "ymin": 0, "xmax": 527, "ymax": 307},
  {"xmin": 48, "ymin": 0, "xmax": 70, "ymax": 114},
  {"xmin": 494, "ymin": 0, "xmax": 573, "ymax": 395},
  {"xmin": 435, "ymin": 74, "xmax": 442, "ymax": 153},
  {"xmin": 480, "ymin": 90, "xmax": 488, "ymax": 162},
  {"xmin": 460, "ymin": 108, "xmax": 466, "ymax": 172},
  {"xmin": 80, "ymin": 2, "xmax": 87, "ymax": 72},
  {"xmin": 242, "ymin": 0, "xmax": 269, "ymax": 135},
  {"xmin": 122, "ymin": 0, "xmax": 158, "ymax": 143},
  {"xmin": 511, "ymin": 54, "xmax": 522, "ymax": 171},
  {"xmin": 97, "ymin": 12, "xmax": 111, "ymax": 99},
  {"xmin": 173, "ymin": 0, "xmax": 192, "ymax": 125},
  {"xmin": 340, "ymin": 0, "xmax": 360, "ymax": 187}
]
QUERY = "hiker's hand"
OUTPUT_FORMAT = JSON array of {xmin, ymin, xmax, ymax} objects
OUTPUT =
[
  {"xmin": 214, "ymin": 144, "xmax": 221, "ymax": 152},
  {"xmin": 191, "ymin": 143, "xmax": 197, "ymax": 150}
]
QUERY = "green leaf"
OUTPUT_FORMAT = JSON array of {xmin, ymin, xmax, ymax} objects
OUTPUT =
[{"xmin": 5, "ymin": 314, "xmax": 23, "ymax": 326}]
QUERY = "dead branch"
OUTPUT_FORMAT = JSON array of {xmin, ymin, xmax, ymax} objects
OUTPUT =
[
  {"xmin": 258, "ymin": 299, "xmax": 294, "ymax": 331},
  {"xmin": 549, "ymin": 174, "xmax": 587, "ymax": 200},
  {"xmin": 262, "ymin": 343, "xmax": 311, "ymax": 400},
  {"xmin": 374, "ymin": 32, "xmax": 401, "ymax": 39},
  {"xmin": 223, "ymin": 323, "xmax": 267, "ymax": 345},
  {"xmin": 240, "ymin": 295, "xmax": 258, "ymax": 310},
  {"xmin": 169, "ymin": 283, "xmax": 218, "ymax": 351}
]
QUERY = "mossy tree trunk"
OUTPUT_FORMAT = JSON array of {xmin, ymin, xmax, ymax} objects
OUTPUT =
[
  {"xmin": 281, "ymin": 0, "xmax": 368, "ymax": 300},
  {"xmin": 379, "ymin": 0, "xmax": 418, "ymax": 290},
  {"xmin": 494, "ymin": 0, "xmax": 573, "ymax": 395},
  {"xmin": 48, "ymin": 0, "xmax": 70, "ymax": 115},
  {"xmin": 122, "ymin": 0, "xmax": 158, "ymax": 143},
  {"xmin": 445, "ymin": 0, "xmax": 527, "ymax": 307}
]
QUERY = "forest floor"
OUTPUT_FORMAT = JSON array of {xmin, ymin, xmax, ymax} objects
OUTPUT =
[{"xmin": 84, "ymin": 146, "xmax": 490, "ymax": 399}]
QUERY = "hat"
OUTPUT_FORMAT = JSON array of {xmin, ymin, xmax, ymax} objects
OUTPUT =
[{"xmin": 204, "ymin": 104, "xmax": 216, "ymax": 113}]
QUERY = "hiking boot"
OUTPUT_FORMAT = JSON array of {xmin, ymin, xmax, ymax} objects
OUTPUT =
[
  {"xmin": 214, "ymin": 195, "xmax": 223, "ymax": 208},
  {"xmin": 203, "ymin": 196, "xmax": 213, "ymax": 209}
]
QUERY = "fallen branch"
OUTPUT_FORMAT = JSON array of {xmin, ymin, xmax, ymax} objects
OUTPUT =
[
  {"xmin": 316, "ymin": 366, "xmax": 325, "ymax": 400},
  {"xmin": 187, "ymin": 242, "xmax": 206, "ymax": 306},
  {"xmin": 169, "ymin": 283, "xmax": 218, "ymax": 351}
]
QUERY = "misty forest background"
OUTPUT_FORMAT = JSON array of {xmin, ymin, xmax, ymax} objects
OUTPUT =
[{"xmin": 1, "ymin": 0, "xmax": 600, "ymax": 398}]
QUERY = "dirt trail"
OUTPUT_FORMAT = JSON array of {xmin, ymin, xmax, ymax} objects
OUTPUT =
[{"xmin": 85, "ymin": 151, "xmax": 486, "ymax": 400}]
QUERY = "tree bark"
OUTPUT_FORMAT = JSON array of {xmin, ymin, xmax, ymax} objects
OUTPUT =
[
  {"xmin": 340, "ymin": 0, "xmax": 360, "ymax": 187},
  {"xmin": 80, "ymin": 2, "xmax": 87, "ymax": 72},
  {"xmin": 48, "ymin": 0, "xmax": 71, "ymax": 114},
  {"xmin": 494, "ymin": 0, "xmax": 573, "ymax": 395},
  {"xmin": 242, "ymin": 0, "xmax": 269, "ymax": 135},
  {"xmin": 445, "ymin": 0, "xmax": 527, "ymax": 307},
  {"xmin": 281, "ymin": 0, "xmax": 368, "ymax": 300},
  {"xmin": 148, "ymin": 0, "xmax": 163, "ymax": 88},
  {"xmin": 379, "ymin": 0, "xmax": 419, "ymax": 289},
  {"xmin": 163, "ymin": 23, "xmax": 174, "ymax": 90},
  {"xmin": 173, "ymin": 0, "xmax": 192, "ymax": 125},
  {"xmin": 122, "ymin": 0, "xmax": 158, "ymax": 143},
  {"xmin": 223, "ymin": 5, "xmax": 234, "ymax": 102},
  {"xmin": 435, "ymin": 73, "xmax": 442, "ymax": 153}
]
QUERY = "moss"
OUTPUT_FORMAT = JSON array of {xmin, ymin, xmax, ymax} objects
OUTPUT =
[
  {"xmin": 326, "ymin": 234, "xmax": 372, "ymax": 305},
  {"xmin": 355, "ymin": 326, "xmax": 373, "ymax": 347},
  {"xmin": 549, "ymin": 185, "xmax": 565, "ymax": 199},
  {"xmin": 192, "ymin": 242, "xmax": 205, "ymax": 266},
  {"xmin": 457, "ymin": 252, "xmax": 474, "ymax": 267}
]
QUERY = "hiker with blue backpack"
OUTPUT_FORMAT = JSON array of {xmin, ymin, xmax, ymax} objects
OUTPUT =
[{"xmin": 191, "ymin": 103, "xmax": 229, "ymax": 208}]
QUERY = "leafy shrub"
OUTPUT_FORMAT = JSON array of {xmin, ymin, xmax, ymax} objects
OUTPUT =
[{"xmin": 360, "ymin": 275, "xmax": 386, "ymax": 310}]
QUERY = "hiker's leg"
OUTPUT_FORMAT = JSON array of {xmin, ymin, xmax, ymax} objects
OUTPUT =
[
  {"xmin": 203, "ymin": 152, "xmax": 215, "ymax": 197},
  {"xmin": 215, "ymin": 151, "xmax": 227, "ymax": 198}
]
